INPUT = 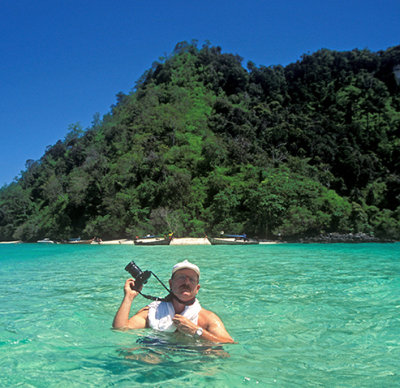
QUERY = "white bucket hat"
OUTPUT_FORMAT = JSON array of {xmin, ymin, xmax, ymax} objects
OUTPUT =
[{"xmin": 172, "ymin": 260, "xmax": 200, "ymax": 278}]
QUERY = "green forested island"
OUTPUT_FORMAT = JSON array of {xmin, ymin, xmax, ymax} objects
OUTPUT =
[{"xmin": 1, "ymin": 42, "xmax": 399, "ymax": 242}]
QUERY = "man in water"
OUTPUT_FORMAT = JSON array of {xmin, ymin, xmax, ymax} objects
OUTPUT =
[{"xmin": 112, "ymin": 260, "xmax": 235, "ymax": 343}]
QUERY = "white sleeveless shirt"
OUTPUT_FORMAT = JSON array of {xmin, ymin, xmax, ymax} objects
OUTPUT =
[{"xmin": 147, "ymin": 299, "xmax": 201, "ymax": 332}]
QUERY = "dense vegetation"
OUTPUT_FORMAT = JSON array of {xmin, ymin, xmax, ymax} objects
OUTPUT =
[{"xmin": 1, "ymin": 41, "xmax": 399, "ymax": 241}]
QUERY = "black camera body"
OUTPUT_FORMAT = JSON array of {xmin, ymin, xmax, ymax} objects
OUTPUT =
[{"xmin": 125, "ymin": 261, "xmax": 151, "ymax": 290}]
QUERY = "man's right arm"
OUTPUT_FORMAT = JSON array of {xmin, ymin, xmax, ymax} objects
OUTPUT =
[{"xmin": 112, "ymin": 278, "xmax": 148, "ymax": 329}]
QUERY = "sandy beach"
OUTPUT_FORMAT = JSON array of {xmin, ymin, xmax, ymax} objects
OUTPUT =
[
  {"xmin": 0, "ymin": 238, "xmax": 281, "ymax": 245},
  {"xmin": 92, "ymin": 239, "xmax": 135, "ymax": 245},
  {"xmin": 96, "ymin": 237, "xmax": 211, "ymax": 245},
  {"xmin": 95, "ymin": 237, "xmax": 282, "ymax": 245},
  {"xmin": 0, "ymin": 238, "xmax": 210, "ymax": 245},
  {"xmin": 170, "ymin": 237, "xmax": 211, "ymax": 245}
]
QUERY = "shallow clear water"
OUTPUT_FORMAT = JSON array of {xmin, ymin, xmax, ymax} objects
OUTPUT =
[{"xmin": 0, "ymin": 243, "xmax": 399, "ymax": 387}]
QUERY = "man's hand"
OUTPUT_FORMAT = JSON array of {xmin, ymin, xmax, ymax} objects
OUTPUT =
[
  {"xmin": 124, "ymin": 278, "xmax": 142, "ymax": 300},
  {"xmin": 172, "ymin": 314, "xmax": 198, "ymax": 336}
]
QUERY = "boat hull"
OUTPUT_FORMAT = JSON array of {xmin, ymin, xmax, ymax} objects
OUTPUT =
[
  {"xmin": 65, "ymin": 240, "xmax": 93, "ymax": 244},
  {"xmin": 209, "ymin": 237, "xmax": 259, "ymax": 245},
  {"xmin": 37, "ymin": 239, "xmax": 55, "ymax": 244},
  {"xmin": 134, "ymin": 238, "xmax": 171, "ymax": 246}
]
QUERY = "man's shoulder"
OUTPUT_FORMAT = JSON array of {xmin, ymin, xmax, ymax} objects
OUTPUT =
[
  {"xmin": 199, "ymin": 307, "xmax": 221, "ymax": 322},
  {"xmin": 198, "ymin": 308, "xmax": 226, "ymax": 331}
]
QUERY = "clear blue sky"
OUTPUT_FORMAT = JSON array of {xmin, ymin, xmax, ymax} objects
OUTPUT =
[{"xmin": 1, "ymin": 0, "xmax": 399, "ymax": 186}]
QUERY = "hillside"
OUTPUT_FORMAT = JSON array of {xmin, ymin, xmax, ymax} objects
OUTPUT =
[{"xmin": 1, "ymin": 41, "xmax": 399, "ymax": 241}]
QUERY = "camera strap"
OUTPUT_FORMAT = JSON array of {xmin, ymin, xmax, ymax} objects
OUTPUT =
[{"xmin": 136, "ymin": 291, "xmax": 168, "ymax": 302}]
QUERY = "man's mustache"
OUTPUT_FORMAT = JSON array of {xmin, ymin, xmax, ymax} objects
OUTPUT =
[{"xmin": 179, "ymin": 285, "xmax": 191, "ymax": 291}]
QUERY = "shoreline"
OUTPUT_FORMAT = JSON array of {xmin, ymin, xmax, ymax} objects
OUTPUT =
[
  {"xmin": 0, "ymin": 233, "xmax": 396, "ymax": 245},
  {"xmin": 0, "ymin": 237, "xmax": 276, "ymax": 245}
]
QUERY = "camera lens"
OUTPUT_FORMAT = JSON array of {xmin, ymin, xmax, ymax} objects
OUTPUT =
[{"xmin": 125, "ymin": 261, "xmax": 142, "ymax": 278}]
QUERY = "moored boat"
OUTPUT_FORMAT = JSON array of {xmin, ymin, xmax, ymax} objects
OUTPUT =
[
  {"xmin": 134, "ymin": 234, "xmax": 173, "ymax": 246},
  {"xmin": 65, "ymin": 238, "xmax": 94, "ymax": 244},
  {"xmin": 37, "ymin": 238, "xmax": 55, "ymax": 244},
  {"xmin": 208, "ymin": 234, "xmax": 259, "ymax": 245}
]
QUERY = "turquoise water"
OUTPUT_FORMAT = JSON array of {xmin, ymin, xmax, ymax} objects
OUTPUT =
[{"xmin": 0, "ymin": 243, "xmax": 399, "ymax": 387}]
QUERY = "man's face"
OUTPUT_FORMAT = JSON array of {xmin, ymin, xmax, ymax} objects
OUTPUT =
[{"xmin": 169, "ymin": 268, "xmax": 200, "ymax": 302}]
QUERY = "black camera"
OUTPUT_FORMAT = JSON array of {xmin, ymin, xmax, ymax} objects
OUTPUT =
[{"xmin": 125, "ymin": 261, "xmax": 151, "ymax": 290}]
